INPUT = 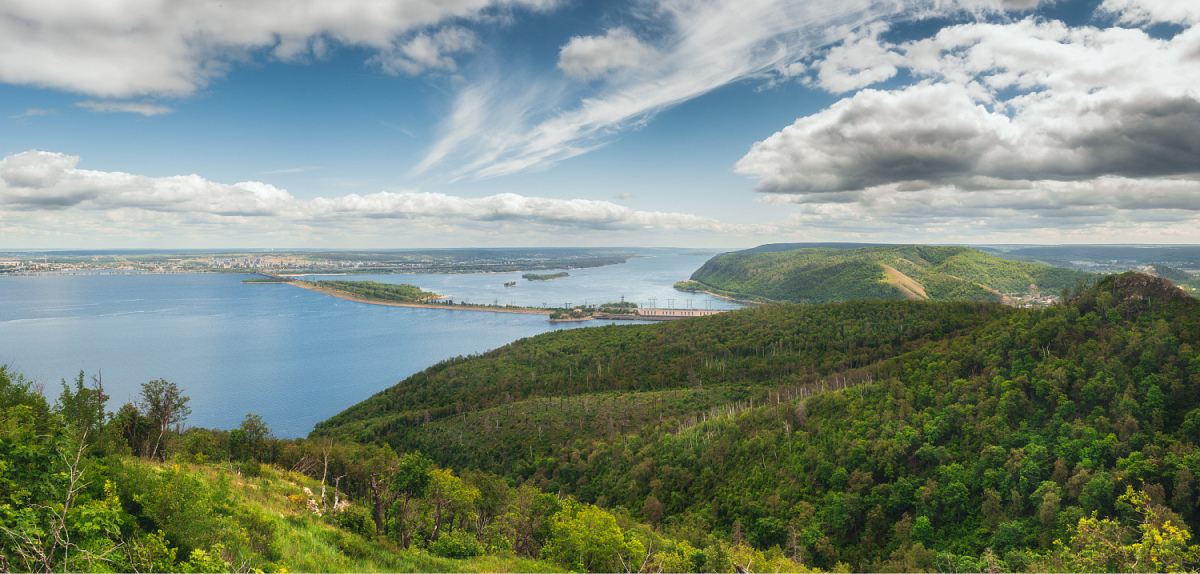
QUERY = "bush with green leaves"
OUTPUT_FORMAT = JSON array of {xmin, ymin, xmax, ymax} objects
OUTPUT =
[
  {"xmin": 542, "ymin": 501, "xmax": 645, "ymax": 573},
  {"xmin": 429, "ymin": 529, "xmax": 485, "ymax": 558}
]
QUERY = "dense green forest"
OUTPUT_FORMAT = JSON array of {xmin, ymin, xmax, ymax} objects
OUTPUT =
[
  {"xmin": 312, "ymin": 272, "xmax": 1200, "ymax": 571},
  {"xmin": 10, "ymin": 271, "xmax": 1200, "ymax": 572},
  {"xmin": 678, "ymin": 245, "xmax": 1094, "ymax": 304}
]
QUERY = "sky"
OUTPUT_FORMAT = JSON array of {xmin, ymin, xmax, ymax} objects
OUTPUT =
[{"xmin": 1, "ymin": 0, "xmax": 1197, "ymax": 249}]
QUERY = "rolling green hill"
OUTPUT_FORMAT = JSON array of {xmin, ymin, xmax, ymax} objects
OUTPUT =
[
  {"xmin": 675, "ymin": 245, "xmax": 1095, "ymax": 304},
  {"xmin": 313, "ymin": 272, "xmax": 1200, "ymax": 571}
]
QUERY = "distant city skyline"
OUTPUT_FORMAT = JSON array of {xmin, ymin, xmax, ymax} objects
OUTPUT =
[{"xmin": 2, "ymin": 0, "xmax": 1197, "ymax": 248}]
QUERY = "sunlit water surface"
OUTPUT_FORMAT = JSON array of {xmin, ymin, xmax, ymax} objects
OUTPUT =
[{"xmin": 0, "ymin": 254, "xmax": 737, "ymax": 437}]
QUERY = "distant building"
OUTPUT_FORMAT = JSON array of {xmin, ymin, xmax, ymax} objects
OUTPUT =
[{"xmin": 636, "ymin": 308, "xmax": 726, "ymax": 319}]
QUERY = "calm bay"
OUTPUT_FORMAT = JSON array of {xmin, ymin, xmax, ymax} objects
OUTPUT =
[{"xmin": 0, "ymin": 253, "xmax": 738, "ymax": 437}]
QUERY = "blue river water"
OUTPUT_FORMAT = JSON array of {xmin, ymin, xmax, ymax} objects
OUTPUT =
[{"xmin": 0, "ymin": 254, "xmax": 737, "ymax": 437}]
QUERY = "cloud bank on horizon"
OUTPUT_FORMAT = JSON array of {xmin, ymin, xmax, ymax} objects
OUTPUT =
[
  {"xmin": 0, "ymin": 149, "xmax": 764, "ymax": 246},
  {"xmin": 1, "ymin": 0, "xmax": 1198, "ymax": 247}
]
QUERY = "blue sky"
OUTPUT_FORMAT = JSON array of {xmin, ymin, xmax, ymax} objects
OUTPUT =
[{"xmin": 1, "ymin": 0, "xmax": 1198, "ymax": 249}]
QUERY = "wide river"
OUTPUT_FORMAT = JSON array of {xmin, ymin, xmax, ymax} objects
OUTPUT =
[{"xmin": 0, "ymin": 253, "xmax": 739, "ymax": 437}]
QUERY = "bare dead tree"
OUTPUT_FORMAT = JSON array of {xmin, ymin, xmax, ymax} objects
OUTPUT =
[{"xmin": 319, "ymin": 439, "xmax": 333, "ymax": 513}]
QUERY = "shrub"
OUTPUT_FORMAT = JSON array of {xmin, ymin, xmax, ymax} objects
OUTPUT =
[
  {"xmin": 430, "ymin": 530, "xmax": 484, "ymax": 559},
  {"xmin": 240, "ymin": 459, "xmax": 262, "ymax": 477},
  {"xmin": 332, "ymin": 504, "xmax": 375, "ymax": 537}
]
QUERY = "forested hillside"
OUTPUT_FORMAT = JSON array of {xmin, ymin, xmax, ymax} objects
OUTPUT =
[
  {"xmin": 314, "ymin": 272, "xmax": 1200, "ymax": 572},
  {"xmin": 10, "ymin": 272, "xmax": 1200, "ymax": 572},
  {"xmin": 2, "ymin": 366, "xmax": 804, "ymax": 572},
  {"xmin": 676, "ymin": 245, "xmax": 1093, "ymax": 304}
]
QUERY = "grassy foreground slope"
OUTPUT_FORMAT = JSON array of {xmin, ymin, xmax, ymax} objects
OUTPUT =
[
  {"xmin": 676, "ymin": 245, "xmax": 1093, "ymax": 304},
  {"xmin": 0, "ymin": 402, "xmax": 558, "ymax": 572},
  {"xmin": 315, "ymin": 272, "xmax": 1200, "ymax": 572}
]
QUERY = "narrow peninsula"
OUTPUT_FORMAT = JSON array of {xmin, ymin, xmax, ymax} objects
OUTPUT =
[
  {"xmin": 274, "ymin": 278, "xmax": 725, "ymax": 322},
  {"xmin": 287, "ymin": 280, "xmax": 552, "ymax": 315}
]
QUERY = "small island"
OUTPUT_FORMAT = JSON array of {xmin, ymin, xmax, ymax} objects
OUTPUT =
[
  {"xmin": 522, "ymin": 271, "xmax": 569, "ymax": 281},
  {"xmin": 503, "ymin": 281, "xmax": 517, "ymax": 287},
  {"xmin": 242, "ymin": 276, "xmax": 295, "ymax": 283}
]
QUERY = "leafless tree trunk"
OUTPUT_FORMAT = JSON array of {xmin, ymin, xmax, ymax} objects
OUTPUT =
[{"xmin": 319, "ymin": 439, "xmax": 332, "ymax": 514}]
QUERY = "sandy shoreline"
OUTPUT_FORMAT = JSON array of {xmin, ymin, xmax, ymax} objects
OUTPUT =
[{"xmin": 288, "ymin": 281, "xmax": 553, "ymax": 315}]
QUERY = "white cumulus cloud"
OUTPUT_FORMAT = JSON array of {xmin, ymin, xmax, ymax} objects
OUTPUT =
[
  {"xmin": 0, "ymin": 150, "xmax": 761, "ymax": 236},
  {"xmin": 558, "ymin": 28, "xmax": 654, "ymax": 81},
  {"xmin": 812, "ymin": 23, "xmax": 904, "ymax": 93},
  {"xmin": 1100, "ymin": 0, "xmax": 1200, "ymax": 25},
  {"xmin": 738, "ymin": 18, "xmax": 1200, "ymax": 194},
  {"xmin": 373, "ymin": 27, "xmax": 479, "ymax": 76},
  {"xmin": 0, "ymin": 0, "xmax": 556, "ymax": 98}
]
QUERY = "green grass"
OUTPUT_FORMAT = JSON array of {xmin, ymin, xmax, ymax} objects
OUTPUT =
[{"xmin": 129, "ymin": 459, "xmax": 563, "ymax": 573}]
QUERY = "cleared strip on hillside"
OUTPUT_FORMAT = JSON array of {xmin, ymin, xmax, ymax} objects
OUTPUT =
[{"xmin": 880, "ymin": 264, "xmax": 927, "ymax": 300}]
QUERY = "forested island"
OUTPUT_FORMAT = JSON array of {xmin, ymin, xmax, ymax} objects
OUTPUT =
[
  {"xmin": 678, "ymin": 245, "xmax": 1094, "ymax": 305},
  {"xmin": 523, "ymin": 272, "xmax": 570, "ymax": 281},
  {"xmin": 9, "ymin": 271, "xmax": 1200, "ymax": 572}
]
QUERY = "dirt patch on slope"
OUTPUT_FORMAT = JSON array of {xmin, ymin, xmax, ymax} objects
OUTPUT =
[{"xmin": 881, "ymin": 264, "xmax": 928, "ymax": 300}]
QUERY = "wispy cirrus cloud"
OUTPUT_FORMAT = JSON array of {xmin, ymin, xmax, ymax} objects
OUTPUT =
[
  {"xmin": 259, "ymin": 167, "xmax": 321, "ymax": 175},
  {"xmin": 9, "ymin": 108, "xmax": 56, "ymax": 120},
  {"xmin": 419, "ymin": 0, "xmax": 911, "ymax": 179},
  {"xmin": 415, "ymin": 0, "xmax": 1054, "ymax": 181},
  {"xmin": 75, "ymin": 101, "xmax": 174, "ymax": 116}
]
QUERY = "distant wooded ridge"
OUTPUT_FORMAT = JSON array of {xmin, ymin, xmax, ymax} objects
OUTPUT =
[{"xmin": 680, "ymin": 244, "xmax": 1097, "ymax": 305}]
